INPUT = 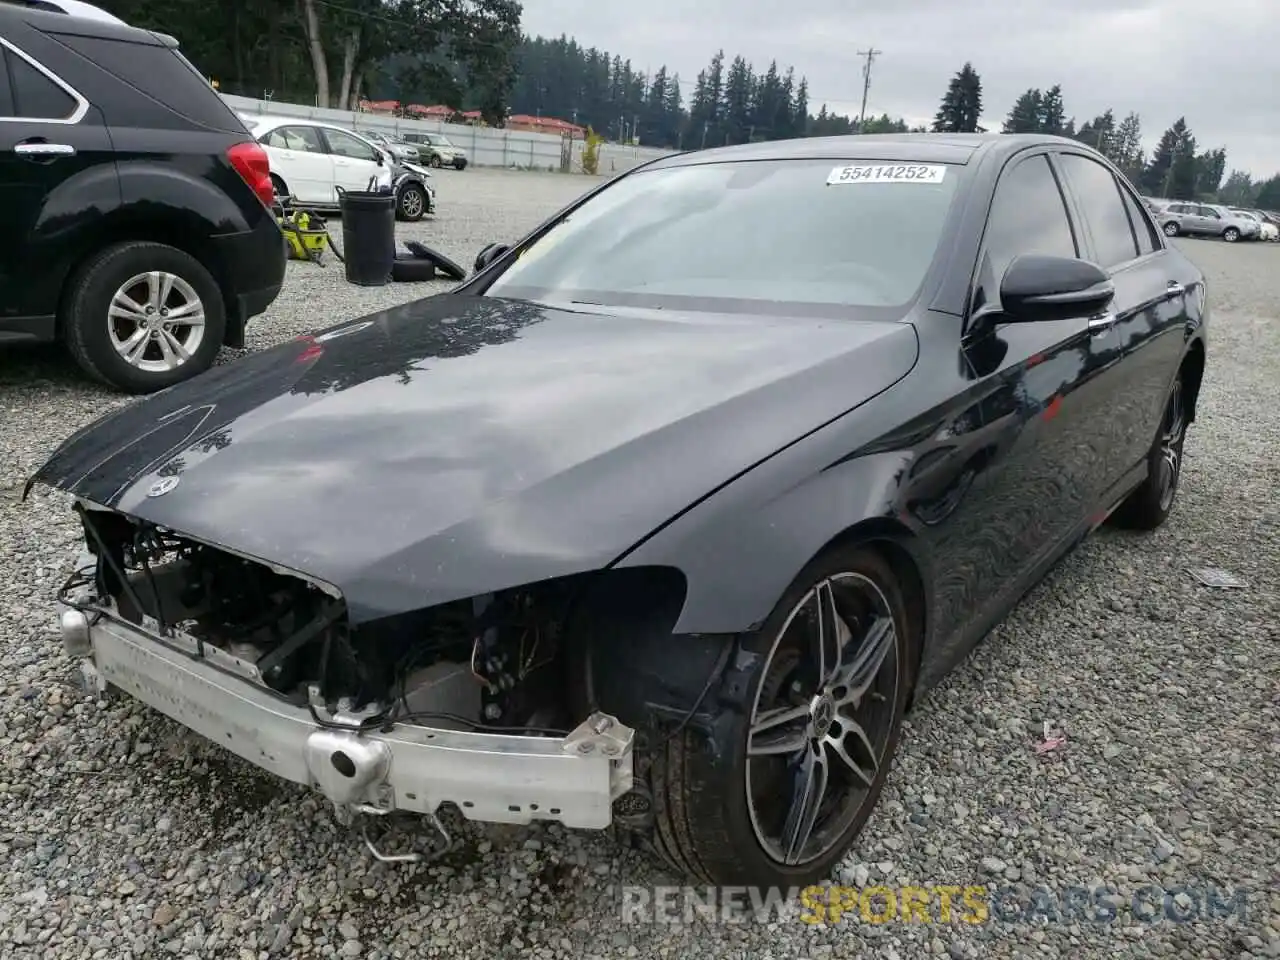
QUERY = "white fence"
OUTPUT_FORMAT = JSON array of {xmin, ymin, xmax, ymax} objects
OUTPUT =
[{"xmin": 222, "ymin": 94, "xmax": 677, "ymax": 175}]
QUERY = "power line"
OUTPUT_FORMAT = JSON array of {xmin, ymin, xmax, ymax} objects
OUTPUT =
[{"xmin": 857, "ymin": 47, "xmax": 882, "ymax": 126}]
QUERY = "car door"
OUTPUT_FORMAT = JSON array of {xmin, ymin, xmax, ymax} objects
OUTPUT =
[
  {"xmin": 320, "ymin": 127, "xmax": 384, "ymax": 193},
  {"xmin": 0, "ymin": 34, "xmax": 117, "ymax": 334},
  {"xmin": 1053, "ymin": 150, "xmax": 1190, "ymax": 503},
  {"xmin": 259, "ymin": 124, "xmax": 334, "ymax": 204},
  {"xmin": 1195, "ymin": 205, "xmax": 1222, "ymax": 236},
  {"xmin": 949, "ymin": 151, "xmax": 1108, "ymax": 623}
]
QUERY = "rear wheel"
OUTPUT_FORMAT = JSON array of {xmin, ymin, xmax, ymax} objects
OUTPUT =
[
  {"xmin": 62, "ymin": 242, "xmax": 226, "ymax": 394},
  {"xmin": 1109, "ymin": 370, "xmax": 1187, "ymax": 530},
  {"xmin": 649, "ymin": 546, "xmax": 915, "ymax": 887},
  {"xmin": 429, "ymin": 154, "xmax": 443, "ymax": 169},
  {"xmin": 270, "ymin": 174, "xmax": 289, "ymax": 203}
]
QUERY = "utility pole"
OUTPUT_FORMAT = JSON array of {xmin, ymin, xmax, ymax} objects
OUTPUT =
[{"xmin": 857, "ymin": 47, "xmax": 882, "ymax": 127}]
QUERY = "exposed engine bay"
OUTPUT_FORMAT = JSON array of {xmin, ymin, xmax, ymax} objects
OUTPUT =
[{"xmin": 67, "ymin": 504, "xmax": 577, "ymax": 736}]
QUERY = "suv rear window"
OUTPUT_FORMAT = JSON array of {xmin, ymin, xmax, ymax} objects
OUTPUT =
[
  {"xmin": 54, "ymin": 33, "xmax": 243, "ymax": 132},
  {"xmin": 1, "ymin": 45, "xmax": 77, "ymax": 119}
]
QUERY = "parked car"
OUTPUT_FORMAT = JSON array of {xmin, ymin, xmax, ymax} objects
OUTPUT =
[
  {"xmin": 0, "ymin": 0, "xmax": 285, "ymax": 393},
  {"xmin": 401, "ymin": 131, "xmax": 469, "ymax": 169},
  {"xmin": 250, "ymin": 117, "xmax": 435, "ymax": 221},
  {"xmin": 1158, "ymin": 201, "xmax": 1260, "ymax": 242},
  {"xmin": 1228, "ymin": 209, "xmax": 1279, "ymax": 241},
  {"xmin": 34, "ymin": 133, "xmax": 1206, "ymax": 888},
  {"xmin": 360, "ymin": 129, "xmax": 421, "ymax": 164}
]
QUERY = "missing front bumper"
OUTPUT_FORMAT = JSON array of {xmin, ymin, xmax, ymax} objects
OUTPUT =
[{"xmin": 63, "ymin": 606, "xmax": 634, "ymax": 830}]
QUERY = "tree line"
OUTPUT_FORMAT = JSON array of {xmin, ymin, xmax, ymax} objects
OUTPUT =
[{"xmin": 929, "ymin": 64, "xmax": 1279, "ymax": 208}]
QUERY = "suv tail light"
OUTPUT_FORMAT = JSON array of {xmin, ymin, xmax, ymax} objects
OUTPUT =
[{"xmin": 226, "ymin": 141, "xmax": 274, "ymax": 208}]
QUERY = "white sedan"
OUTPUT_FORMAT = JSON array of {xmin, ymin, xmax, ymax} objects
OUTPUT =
[{"xmin": 247, "ymin": 117, "xmax": 435, "ymax": 221}]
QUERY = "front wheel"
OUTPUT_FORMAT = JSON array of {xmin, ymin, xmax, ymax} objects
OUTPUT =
[
  {"xmin": 453, "ymin": 158, "xmax": 468, "ymax": 170},
  {"xmin": 396, "ymin": 182, "xmax": 428, "ymax": 221},
  {"xmin": 1222, "ymin": 227, "xmax": 1240, "ymax": 242},
  {"xmin": 62, "ymin": 242, "xmax": 226, "ymax": 394},
  {"xmin": 1163, "ymin": 221, "xmax": 1180, "ymax": 237},
  {"xmin": 649, "ymin": 546, "xmax": 916, "ymax": 887}
]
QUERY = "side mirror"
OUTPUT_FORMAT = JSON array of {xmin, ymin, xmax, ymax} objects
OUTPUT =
[
  {"xmin": 999, "ymin": 254, "xmax": 1115, "ymax": 324},
  {"xmin": 474, "ymin": 242, "xmax": 511, "ymax": 273}
]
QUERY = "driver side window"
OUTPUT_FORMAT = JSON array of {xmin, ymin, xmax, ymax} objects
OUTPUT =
[
  {"xmin": 325, "ymin": 129, "xmax": 378, "ymax": 162},
  {"xmin": 977, "ymin": 155, "xmax": 1079, "ymax": 305}
]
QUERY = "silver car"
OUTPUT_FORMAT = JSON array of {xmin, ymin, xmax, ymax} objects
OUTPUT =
[
  {"xmin": 1158, "ymin": 202, "xmax": 1260, "ymax": 242},
  {"xmin": 361, "ymin": 131, "xmax": 421, "ymax": 164}
]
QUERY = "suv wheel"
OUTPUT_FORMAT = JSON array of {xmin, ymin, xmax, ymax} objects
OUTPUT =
[
  {"xmin": 1222, "ymin": 227, "xmax": 1240, "ymax": 242},
  {"xmin": 63, "ymin": 242, "xmax": 226, "ymax": 394},
  {"xmin": 1163, "ymin": 221, "xmax": 1180, "ymax": 237},
  {"xmin": 429, "ymin": 154, "xmax": 443, "ymax": 169}
]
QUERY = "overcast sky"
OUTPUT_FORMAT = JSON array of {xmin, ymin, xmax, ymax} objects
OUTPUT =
[{"xmin": 521, "ymin": 0, "xmax": 1279, "ymax": 180}]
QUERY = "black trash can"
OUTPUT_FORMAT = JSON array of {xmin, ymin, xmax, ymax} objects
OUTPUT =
[{"xmin": 338, "ymin": 188, "xmax": 396, "ymax": 286}]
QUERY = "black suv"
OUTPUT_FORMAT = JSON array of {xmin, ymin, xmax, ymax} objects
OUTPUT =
[{"xmin": 0, "ymin": 1, "xmax": 285, "ymax": 392}]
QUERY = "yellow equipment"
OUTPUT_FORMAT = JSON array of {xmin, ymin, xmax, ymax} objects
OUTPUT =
[{"xmin": 278, "ymin": 210, "xmax": 331, "ymax": 264}]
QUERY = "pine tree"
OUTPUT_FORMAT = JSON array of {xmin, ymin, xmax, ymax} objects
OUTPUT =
[
  {"xmin": 1002, "ymin": 89, "xmax": 1042, "ymax": 133},
  {"xmin": 1255, "ymin": 175, "xmax": 1280, "ymax": 211},
  {"xmin": 1194, "ymin": 148, "xmax": 1227, "ymax": 197},
  {"xmin": 1038, "ymin": 84, "xmax": 1065, "ymax": 135},
  {"xmin": 1168, "ymin": 132, "xmax": 1199, "ymax": 201},
  {"xmin": 932, "ymin": 62, "xmax": 982, "ymax": 133},
  {"xmin": 790, "ymin": 78, "xmax": 809, "ymax": 138},
  {"xmin": 1143, "ymin": 118, "xmax": 1189, "ymax": 196},
  {"xmin": 1076, "ymin": 109, "xmax": 1117, "ymax": 159},
  {"xmin": 1113, "ymin": 112, "xmax": 1144, "ymax": 182},
  {"xmin": 721, "ymin": 55, "xmax": 753, "ymax": 144},
  {"xmin": 1218, "ymin": 170, "xmax": 1256, "ymax": 206}
]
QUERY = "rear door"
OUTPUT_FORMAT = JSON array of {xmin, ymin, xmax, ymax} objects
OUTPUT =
[
  {"xmin": 1053, "ymin": 150, "xmax": 1190, "ymax": 500},
  {"xmin": 0, "ymin": 32, "xmax": 118, "ymax": 333},
  {"xmin": 320, "ymin": 127, "xmax": 384, "ymax": 193},
  {"xmin": 260, "ymin": 124, "xmax": 334, "ymax": 203}
]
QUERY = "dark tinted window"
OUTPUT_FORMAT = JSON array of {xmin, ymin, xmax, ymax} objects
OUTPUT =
[
  {"xmin": 4, "ymin": 46, "xmax": 77, "ymax": 119},
  {"xmin": 983, "ymin": 154, "xmax": 1077, "ymax": 281},
  {"xmin": 56, "ymin": 34, "xmax": 241, "ymax": 131},
  {"xmin": 485, "ymin": 158, "xmax": 962, "ymax": 312},
  {"xmin": 0, "ymin": 50, "xmax": 12, "ymax": 116},
  {"xmin": 1059, "ymin": 154, "xmax": 1140, "ymax": 267},
  {"xmin": 1118, "ymin": 183, "xmax": 1161, "ymax": 255}
]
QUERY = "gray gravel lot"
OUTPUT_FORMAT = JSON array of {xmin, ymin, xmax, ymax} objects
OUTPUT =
[{"xmin": 1, "ymin": 168, "xmax": 1278, "ymax": 959}]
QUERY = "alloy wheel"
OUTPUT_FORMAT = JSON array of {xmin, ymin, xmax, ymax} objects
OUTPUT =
[
  {"xmin": 1163, "ymin": 222, "xmax": 1179, "ymax": 237},
  {"xmin": 1157, "ymin": 378, "xmax": 1186, "ymax": 512},
  {"xmin": 1223, "ymin": 228, "xmax": 1239, "ymax": 242},
  {"xmin": 745, "ymin": 572, "xmax": 899, "ymax": 866},
  {"xmin": 400, "ymin": 185, "xmax": 424, "ymax": 218},
  {"xmin": 107, "ymin": 271, "xmax": 205, "ymax": 373}
]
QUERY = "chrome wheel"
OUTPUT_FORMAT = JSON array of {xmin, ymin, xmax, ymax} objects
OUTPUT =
[
  {"xmin": 1163, "ymin": 222, "xmax": 1179, "ymax": 237},
  {"xmin": 745, "ymin": 573, "xmax": 899, "ymax": 866},
  {"xmin": 1157, "ymin": 379, "xmax": 1186, "ymax": 512},
  {"xmin": 399, "ymin": 185, "xmax": 425, "ymax": 218},
  {"xmin": 1223, "ymin": 228, "xmax": 1239, "ymax": 243},
  {"xmin": 107, "ymin": 271, "xmax": 205, "ymax": 373}
]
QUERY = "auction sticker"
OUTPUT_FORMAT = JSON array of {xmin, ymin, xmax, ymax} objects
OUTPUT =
[{"xmin": 828, "ymin": 163, "xmax": 947, "ymax": 185}]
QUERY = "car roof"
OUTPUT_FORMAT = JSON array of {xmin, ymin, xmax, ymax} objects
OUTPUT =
[
  {"xmin": 1, "ymin": 0, "xmax": 123, "ymax": 24},
  {"xmin": 647, "ymin": 132, "xmax": 1091, "ymax": 170},
  {"xmin": 0, "ymin": 0, "xmax": 171, "ymax": 44},
  {"xmin": 251, "ymin": 116, "xmax": 371, "ymax": 138}
]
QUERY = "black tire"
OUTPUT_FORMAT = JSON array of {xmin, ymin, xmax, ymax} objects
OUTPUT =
[
  {"xmin": 1222, "ymin": 227, "xmax": 1240, "ymax": 243},
  {"xmin": 391, "ymin": 255, "xmax": 436, "ymax": 283},
  {"xmin": 648, "ymin": 545, "xmax": 917, "ymax": 888},
  {"xmin": 1109, "ymin": 369, "xmax": 1187, "ymax": 531},
  {"xmin": 396, "ymin": 182, "xmax": 428, "ymax": 222},
  {"xmin": 429, "ymin": 154, "xmax": 443, "ymax": 169},
  {"xmin": 62, "ymin": 242, "xmax": 226, "ymax": 394},
  {"xmin": 453, "ymin": 159, "xmax": 468, "ymax": 170},
  {"xmin": 404, "ymin": 241, "xmax": 466, "ymax": 282},
  {"xmin": 1162, "ymin": 221, "xmax": 1180, "ymax": 237},
  {"xmin": 270, "ymin": 174, "xmax": 289, "ymax": 203}
]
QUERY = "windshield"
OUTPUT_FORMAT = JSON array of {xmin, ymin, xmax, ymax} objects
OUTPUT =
[
  {"xmin": 484, "ymin": 158, "xmax": 960, "ymax": 315},
  {"xmin": 434, "ymin": 136, "xmax": 454, "ymax": 146}
]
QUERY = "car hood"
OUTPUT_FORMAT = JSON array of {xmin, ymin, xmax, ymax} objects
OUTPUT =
[{"xmin": 30, "ymin": 295, "xmax": 917, "ymax": 624}]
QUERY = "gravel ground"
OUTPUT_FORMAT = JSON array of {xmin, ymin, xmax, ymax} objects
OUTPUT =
[{"xmin": 1, "ymin": 169, "xmax": 1278, "ymax": 959}]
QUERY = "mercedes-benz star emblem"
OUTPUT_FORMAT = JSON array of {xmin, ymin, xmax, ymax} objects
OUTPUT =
[
  {"xmin": 146, "ymin": 476, "xmax": 181, "ymax": 498},
  {"xmin": 811, "ymin": 694, "xmax": 836, "ymax": 739}
]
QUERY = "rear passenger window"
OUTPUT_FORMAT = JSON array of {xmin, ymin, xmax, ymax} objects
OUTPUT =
[
  {"xmin": 54, "ymin": 34, "xmax": 242, "ymax": 132},
  {"xmin": 3, "ymin": 46, "xmax": 77, "ymax": 120},
  {"xmin": 983, "ymin": 154, "xmax": 1078, "ymax": 282},
  {"xmin": 1118, "ymin": 185, "xmax": 1161, "ymax": 255},
  {"xmin": 1058, "ymin": 154, "xmax": 1139, "ymax": 268}
]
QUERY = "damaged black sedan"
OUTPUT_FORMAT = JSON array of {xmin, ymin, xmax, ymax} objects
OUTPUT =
[{"xmin": 29, "ymin": 133, "xmax": 1207, "ymax": 889}]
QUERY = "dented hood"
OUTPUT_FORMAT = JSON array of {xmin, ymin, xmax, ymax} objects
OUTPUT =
[{"xmin": 30, "ymin": 294, "xmax": 917, "ymax": 623}]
